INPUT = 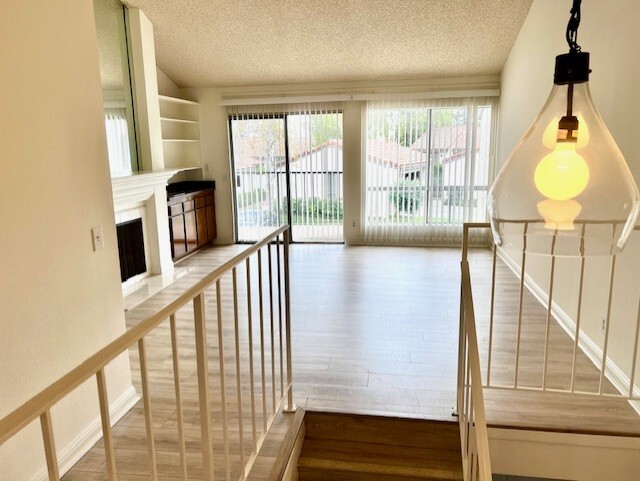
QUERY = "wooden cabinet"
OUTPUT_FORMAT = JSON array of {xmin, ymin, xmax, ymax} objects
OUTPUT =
[
  {"xmin": 170, "ymin": 212, "xmax": 187, "ymax": 259},
  {"xmin": 167, "ymin": 184, "xmax": 216, "ymax": 262},
  {"xmin": 196, "ymin": 206, "xmax": 208, "ymax": 248}
]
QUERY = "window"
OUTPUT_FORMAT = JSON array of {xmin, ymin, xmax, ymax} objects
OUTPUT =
[{"xmin": 364, "ymin": 98, "xmax": 496, "ymax": 244}]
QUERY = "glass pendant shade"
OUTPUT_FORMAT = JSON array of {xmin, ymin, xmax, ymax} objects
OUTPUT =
[{"xmin": 489, "ymin": 82, "xmax": 640, "ymax": 256}]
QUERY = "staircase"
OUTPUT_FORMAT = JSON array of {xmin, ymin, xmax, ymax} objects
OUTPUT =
[{"xmin": 297, "ymin": 412, "xmax": 463, "ymax": 481}]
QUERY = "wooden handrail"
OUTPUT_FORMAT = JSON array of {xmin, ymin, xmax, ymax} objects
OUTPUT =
[{"xmin": 0, "ymin": 225, "xmax": 289, "ymax": 445}]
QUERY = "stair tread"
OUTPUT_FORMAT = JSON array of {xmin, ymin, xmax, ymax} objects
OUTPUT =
[
  {"xmin": 298, "ymin": 466, "xmax": 458, "ymax": 481},
  {"xmin": 304, "ymin": 411, "xmax": 460, "ymax": 450},
  {"xmin": 300, "ymin": 439, "xmax": 462, "ymax": 471}
]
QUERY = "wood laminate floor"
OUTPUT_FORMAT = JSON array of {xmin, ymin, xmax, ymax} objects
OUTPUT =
[{"xmin": 63, "ymin": 243, "xmax": 640, "ymax": 480}]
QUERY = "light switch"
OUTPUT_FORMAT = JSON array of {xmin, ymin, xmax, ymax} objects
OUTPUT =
[{"xmin": 92, "ymin": 226, "xmax": 104, "ymax": 251}]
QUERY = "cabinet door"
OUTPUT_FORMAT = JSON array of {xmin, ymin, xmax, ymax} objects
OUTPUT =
[
  {"xmin": 196, "ymin": 207, "xmax": 208, "ymax": 247},
  {"xmin": 206, "ymin": 204, "xmax": 216, "ymax": 242},
  {"xmin": 170, "ymin": 215, "xmax": 187, "ymax": 260},
  {"xmin": 184, "ymin": 210, "xmax": 197, "ymax": 253}
]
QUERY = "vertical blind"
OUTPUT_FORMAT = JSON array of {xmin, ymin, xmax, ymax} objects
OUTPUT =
[
  {"xmin": 364, "ymin": 97, "xmax": 497, "ymax": 245},
  {"xmin": 104, "ymin": 107, "xmax": 134, "ymax": 174},
  {"xmin": 228, "ymin": 103, "xmax": 344, "ymax": 243}
]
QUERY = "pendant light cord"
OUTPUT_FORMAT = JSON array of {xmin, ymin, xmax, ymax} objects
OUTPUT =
[{"xmin": 566, "ymin": 0, "xmax": 582, "ymax": 53}]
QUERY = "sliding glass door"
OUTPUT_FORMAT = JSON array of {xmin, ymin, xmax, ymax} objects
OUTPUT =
[
  {"xmin": 230, "ymin": 107, "xmax": 343, "ymax": 243},
  {"xmin": 230, "ymin": 115, "xmax": 287, "ymax": 242}
]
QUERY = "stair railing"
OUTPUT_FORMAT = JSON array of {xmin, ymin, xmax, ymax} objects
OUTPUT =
[
  {"xmin": 468, "ymin": 222, "xmax": 640, "ymax": 400},
  {"xmin": 458, "ymin": 223, "xmax": 493, "ymax": 481},
  {"xmin": 458, "ymin": 221, "xmax": 640, "ymax": 480},
  {"xmin": 0, "ymin": 225, "xmax": 294, "ymax": 481}
]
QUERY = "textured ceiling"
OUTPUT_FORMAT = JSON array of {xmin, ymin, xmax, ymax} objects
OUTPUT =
[
  {"xmin": 95, "ymin": 0, "xmax": 126, "ymax": 90},
  {"xmin": 125, "ymin": 0, "xmax": 533, "ymax": 88}
]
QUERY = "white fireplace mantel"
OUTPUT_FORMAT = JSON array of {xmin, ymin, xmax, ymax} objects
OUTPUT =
[
  {"xmin": 111, "ymin": 169, "xmax": 181, "ymax": 278},
  {"xmin": 111, "ymin": 169, "xmax": 180, "ymax": 204}
]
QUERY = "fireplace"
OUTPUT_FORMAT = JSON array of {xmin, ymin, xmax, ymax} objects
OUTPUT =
[
  {"xmin": 111, "ymin": 171, "xmax": 177, "ymax": 279},
  {"xmin": 116, "ymin": 218, "xmax": 147, "ymax": 283}
]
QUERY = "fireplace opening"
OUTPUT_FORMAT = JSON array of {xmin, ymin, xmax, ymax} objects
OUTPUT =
[{"xmin": 116, "ymin": 218, "xmax": 147, "ymax": 283}]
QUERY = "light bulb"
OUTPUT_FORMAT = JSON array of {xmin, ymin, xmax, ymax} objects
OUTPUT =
[
  {"xmin": 534, "ymin": 142, "xmax": 589, "ymax": 201},
  {"xmin": 537, "ymin": 199, "xmax": 582, "ymax": 231}
]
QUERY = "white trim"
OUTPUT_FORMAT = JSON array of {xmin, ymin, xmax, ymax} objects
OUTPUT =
[
  {"xmin": 31, "ymin": 386, "xmax": 139, "ymax": 481},
  {"xmin": 497, "ymin": 248, "xmax": 640, "ymax": 414},
  {"xmin": 352, "ymin": 89, "xmax": 500, "ymax": 101},
  {"xmin": 219, "ymin": 93, "xmax": 351, "ymax": 106},
  {"xmin": 158, "ymin": 94, "xmax": 198, "ymax": 105},
  {"xmin": 111, "ymin": 169, "xmax": 180, "ymax": 200},
  {"xmin": 160, "ymin": 117, "xmax": 199, "ymax": 125},
  {"xmin": 102, "ymin": 89, "xmax": 126, "ymax": 109},
  {"xmin": 219, "ymin": 75, "xmax": 499, "ymax": 97},
  {"xmin": 488, "ymin": 427, "xmax": 640, "ymax": 481},
  {"xmin": 219, "ymin": 89, "xmax": 499, "ymax": 106}
]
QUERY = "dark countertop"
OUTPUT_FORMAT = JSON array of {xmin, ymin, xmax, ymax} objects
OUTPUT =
[{"xmin": 166, "ymin": 180, "xmax": 216, "ymax": 198}]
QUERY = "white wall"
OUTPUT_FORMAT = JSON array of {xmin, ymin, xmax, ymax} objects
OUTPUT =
[
  {"xmin": 182, "ymin": 87, "xmax": 236, "ymax": 243},
  {"xmin": 498, "ymin": 0, "xmax": 640, "ymax": 411},
  {"xmin": 342, "ymin": 101, "xmax": 365, "ymax": 243},
  {"xmin": 157, "ymin": 67, "xmax": 182, "ymax": 98},
  {"xmin": 0, "ymin": 1, "xmax": 133, "ymax": 479}
]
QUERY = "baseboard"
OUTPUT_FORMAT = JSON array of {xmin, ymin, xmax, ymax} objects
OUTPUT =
[
  {"xmin": 489, "ymin": 427, "xmax": 640, "ymax": 481},
  {"xmin": 31, "ymin": 385, "xmax": 140, "ymax": 481},
  {"xmin": 496, "ymin": 249, "xmax": 640, "ymax": 414}
]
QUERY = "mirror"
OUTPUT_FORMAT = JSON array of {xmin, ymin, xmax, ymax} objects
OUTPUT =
[{"xmin": 94, "ymin": 0, "xmax": 138, "ymax": 175}]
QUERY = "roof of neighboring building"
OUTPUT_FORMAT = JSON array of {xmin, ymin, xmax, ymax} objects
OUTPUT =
[
  {"xmin": 233, "ymin": 128, "xmax": 479, "ymax": 171},
  {"xmin": 410, "ymin": 124, "xmax": 481, "ymax": 151},
  {"xmin": 289, "ymin": 139, "xmax": 342, "ymax": 163},
  {"xmin": 366, "ymin": 139, "xmax": 425, "ymax": 168}
]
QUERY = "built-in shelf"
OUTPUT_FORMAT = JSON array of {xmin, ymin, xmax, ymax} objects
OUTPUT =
[
  {"xmin": 158, "ymin": 95, "xmax": 199, "ymax": 106},
  {"xmin": 161, "ymin": 117, "xmax": 199, "ymax": 125},
  {"xmin": 159, "ymin": 95, "xmax": 201, "ymax": 170}
]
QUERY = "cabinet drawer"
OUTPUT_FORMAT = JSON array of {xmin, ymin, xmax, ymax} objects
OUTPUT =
[
  {"xmin": 183, "ymin": 200, "xmax": 195, "ymax": 212},
  {"xmin": 169, "ymin": 203, "xmax": 183, "ymax": 216}
]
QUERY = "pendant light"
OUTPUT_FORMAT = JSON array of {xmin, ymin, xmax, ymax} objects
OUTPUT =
[{"xmin": 488, "ymin": 0, "xmax": 639, "ymax": 256}]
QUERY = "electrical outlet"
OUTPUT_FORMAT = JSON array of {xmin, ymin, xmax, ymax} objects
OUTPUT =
[
  {"xmin": 602, "ymin": 318, "xmax": 606, "ymax": 332},
  {"xmin": 204, "ymin": 163, "xmax": 210, "ymax": 172},
  {"xmin": 352, "ymin": 220, "xmax": 357, "ymax": 228},
  {"xmin": 92, "ymin": 226, "xmax": 104, "ymax": 251}
]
